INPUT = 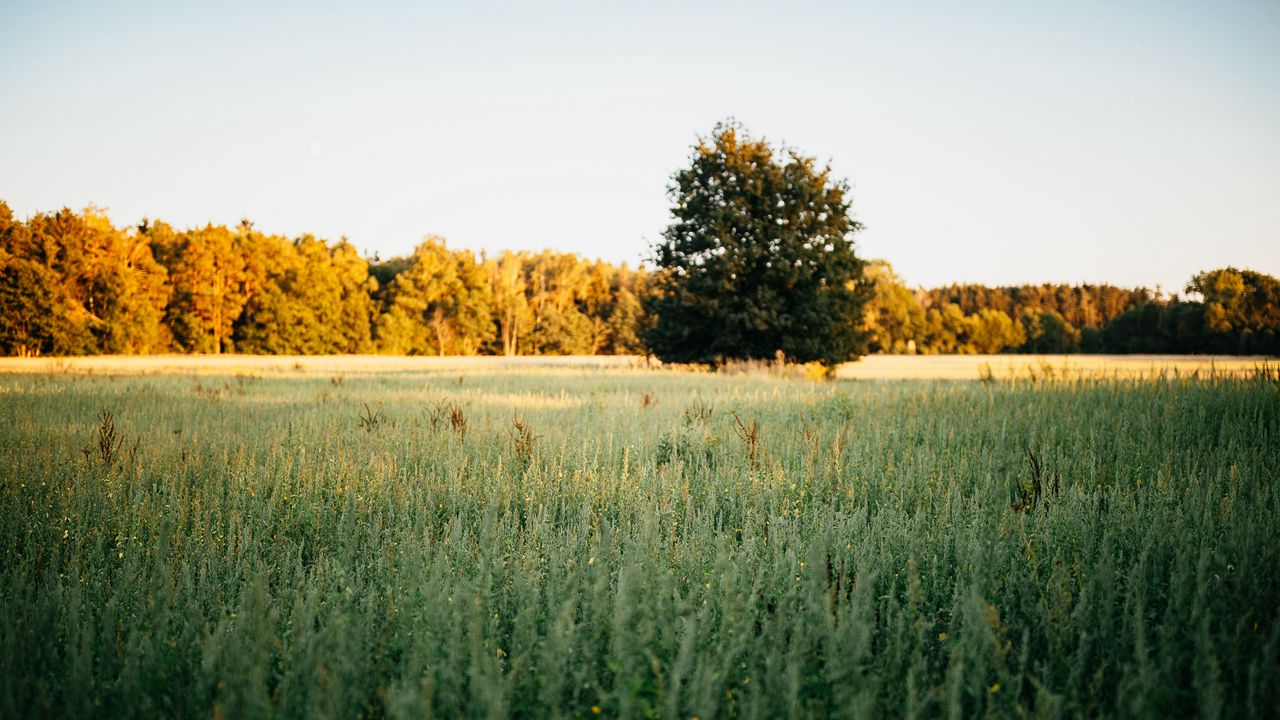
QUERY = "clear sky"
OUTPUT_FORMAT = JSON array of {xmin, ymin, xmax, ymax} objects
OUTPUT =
[{"xmin": 2, "ymin": 0, "xmax": 1277, "ymax": 292}]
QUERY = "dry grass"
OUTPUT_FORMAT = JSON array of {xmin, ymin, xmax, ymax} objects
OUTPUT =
[
  {"xmin": 834, "ymin": 353, "xmax": 1274, "ymax": 380},
  {"xmin": 0, "ymin": 353, "xmax": 1270, "ymax": 381}
]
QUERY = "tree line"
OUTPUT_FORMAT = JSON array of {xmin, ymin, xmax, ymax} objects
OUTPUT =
[
  {"xmin": 864, "ymin": 261, "xmax": 1280, "ymax": 356},
  {"xmin": 1, "ymin": 198, "xmax": 1276, "ymax": 359},
  {"xmin": 0, "ymin": 202, "xmax": 645, "ymax": 357}
]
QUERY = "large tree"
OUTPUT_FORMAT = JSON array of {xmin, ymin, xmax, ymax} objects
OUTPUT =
[
  {"xmin": 234, "ymin": 232, "xmax": 375, "ymax": 354},
  {"xmin": 6, "ymin": 205, "xmax": 170, "ymax": 354},
  {"xmin": 147, "ymin": 222, "xmax": 248, "ymax": 353},
  {"xmin": 646, "ymin": 121, "xmax": 870, "ymax": 366},
  {"xmin": 375, "ymin": 237, "xmax": 493, "ymax": 355}
]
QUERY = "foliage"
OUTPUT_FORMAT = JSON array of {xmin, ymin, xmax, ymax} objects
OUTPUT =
[
  {"xmin": 861, "ymin": 261, "xmax": 926, "ymax": 354},
  {"xmin": 1, "ymin": 198, "xmax": 1275, "ymax": 359},
  {"xmin": 864, "ymin": 259, "xmax": 1280, "ymax": 356},
  {"xmin": 0, "ymin": 202, "xmax": 646, "ymax": 358},
  {"xmin": 1188, "ymin": 267, "xmax": 1280, "ymax": 353},
  {"xmin": 925, "ymin": 282, "xmax": 1151, "ymax": 330},
  {"xmin": 234, "ymin": 233, "xmax": 375, "ymax": 354},
  {"xmin": 482, "ymin": 250, "xmax": 647, "ymax": 356},
  {"xmin": 646, "ymin": 121, "xmax": 870, "ymax": 366},
  {"xmin": 3, "ymin": 204, "xmax": 172, "ymax": 354},
  {"xmin": 146, "ymin": 221, "xmax": 248, "ymax": 353},
  {"xmin": 375, "ymin": 237, "xmax": 493, "ymax": 355},
  {"xmin": 1019, "ymin": 308, "xmax": 1081, "ymax": 353},
  {"xmin": 0, "ymin": 252, "xmax": 94, "ymax": 356}
]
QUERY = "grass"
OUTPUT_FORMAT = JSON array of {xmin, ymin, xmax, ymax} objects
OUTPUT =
[
  {"xmin": 0, "ymin": 353, "xmax": 1272, "ymax": 381},
  {"xmin": 1, "ymin": 363, "xmax": 1277, "ymax": 718}
]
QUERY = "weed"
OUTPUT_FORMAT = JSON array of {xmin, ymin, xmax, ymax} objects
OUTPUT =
[
  {"xmin": 1012, "ymin": 444, "xmax": 1059, "ymax": 512},
  {"xmin": 979, "ymin": 362, "xmax": 996, "ymax": 384},
  {"xmin": 682, "ymin": 398, "xmax": 714, "ymax": 425},
  {"xmin": 358, "ymin": 402, "xmax": 385, "ymax": 432},
  {"xmin": 449, "ymin": 403, "xmax": 467, "ymax": 439},
  {"xmin": 731, "ymin": 411, "xmax": 762, "ymax": 468},
  {"xmin": 84, "ymin": 410, "xmax": 133, "ymax": 470},
  {"xmin": 193, "ymin": 380, "xmax": 230, "ymax": 402},
  {"xmin": 510, "ymin": 416, "xmax": 536, "ymax": 461},
  {"xmin": 426, "ymin": 399, "xmax": 451, "ymax": 431}
]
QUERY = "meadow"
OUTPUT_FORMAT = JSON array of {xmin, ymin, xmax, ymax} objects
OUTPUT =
[{"xmin": 1, "ymin": 358, "xmax": 1277, "ymax": 718}]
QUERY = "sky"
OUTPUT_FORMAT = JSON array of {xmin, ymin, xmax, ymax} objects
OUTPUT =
[{"xmin": 1, "ymin": 0, "xmax": 1277, "ymax": 292}]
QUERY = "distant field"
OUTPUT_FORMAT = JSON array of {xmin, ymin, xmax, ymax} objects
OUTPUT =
[
  {"xmin": 0, "ymin": 352, "xmax": 1271, "ymax": 380},
  {"xmin": 835, "ymin": 353, "xmax": 1275, "ymax": 380},
  {"xmin": 1, "ymin": 362, "xmax": 1277, "ymax": 717}
]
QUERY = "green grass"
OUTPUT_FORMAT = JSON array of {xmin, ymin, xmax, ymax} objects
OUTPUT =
[{"xmin": 1, "ymin": 368, "xmax": 1277, "ymax": 718}]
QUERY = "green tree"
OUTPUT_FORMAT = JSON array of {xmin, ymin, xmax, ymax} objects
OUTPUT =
[
  {"xmin": 0, "ymin": 203, "xmax": 88, "ymax": 355},
  {"xmin": 921, "ymin": 303, "xmax": 969, "ymax": 354},
  {"xmin": 524, "ymin": 251, "xmax": 596, "ymax": 355},
  {"xmin": 600, "ymin": 266, "xmax": 647, "ymax": 354},
  {"xmin": 1019, "ymin": 308, "xmax": 1080, "ymax": 353},
  {"xmin": 646, "ymin": 121, "xmax": 870, "ymax": 366},
  {"xmin": 967, "ymin": 308, "xmax": 1024, "ymax": 353},
  {"xmin": 861, "ymin": 261, "xmax": 926, "ymax": 353},
  {"xmin": 12, "ymin": 206, "xmax": 170, "ymax": 354},
  {"xmin": 487, "ymin": 251, "xmax": 533, "ymax": 356},
  {"xmin": 376, "ymin": 237, "xmax": 493, "ymax": 355},
  {"xmin": 1188, "ymin": 268, "xmax": 1280, "ymax": 352},
  {"xmin": 148, "ymin": 222, "xmax": 249, "ymax": 353},
  {"xmin": 1, "ymin": 204, "xmax": 86, "ymax": 354},
  {"xmin": 234, "ymin": 233, "xmax": 374, "ymax": 354}
]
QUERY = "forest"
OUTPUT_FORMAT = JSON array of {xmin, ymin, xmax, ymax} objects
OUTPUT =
[
  {"xmin": 0, "ymin": 202, "xmax": 645, "ymax": 358},
  {"xmin": 864, "ymin": 261, "xmax": 1280, "ymax": 356},
  {"xmin": 1, "ymin": 201, "xmax": 1277, "ymax": 358}
]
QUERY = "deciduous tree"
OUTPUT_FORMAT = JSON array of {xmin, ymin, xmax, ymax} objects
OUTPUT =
[{"xmin": 646, "ymin": 121, "xmax": 870, "ymax": 366}]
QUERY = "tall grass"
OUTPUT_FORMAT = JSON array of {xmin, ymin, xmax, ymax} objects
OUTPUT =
[{"xmin": 0, "ymin": 368, "xmax": 1276, "ymax": 718}]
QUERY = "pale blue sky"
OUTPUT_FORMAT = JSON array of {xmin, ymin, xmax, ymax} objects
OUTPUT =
[{"xmin": 2, "ymin": 0, "xmax": 1277, "ymax": 292}]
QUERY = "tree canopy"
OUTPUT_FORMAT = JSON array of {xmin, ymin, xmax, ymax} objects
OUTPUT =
[
  {"xmin": 0, "ymin": 201, "xmax": 647, "ymax": 358},
  {"xmin": 645, "ymin": 122, "xmax": 870, "ymax": 366},
  {"xmin": 860, "ymin": 260, "xmax": 1280, "ymax": 356},
  {"xmin": 0, "ymin": 192, "xmax": 1275, "ymax": 359}
]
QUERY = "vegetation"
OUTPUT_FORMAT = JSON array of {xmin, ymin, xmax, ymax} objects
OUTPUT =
[
  {"xmin": 646, "ymin": 122, "xmax": 870, "ymax": 367},
  {"xmin": 1, "ymin": 366, "xmax": 1277, "ymax": 717},
  {"xmin": 0, "ymin": 203, "xmax": 646, "ymax": 359},
  {"xmin": 1, "ymin": 193, "xmax": 1275, "ymax": 360},
  {"xmin": 863, "ymin": 261, "xmax": 1280, "ymax": 356}
]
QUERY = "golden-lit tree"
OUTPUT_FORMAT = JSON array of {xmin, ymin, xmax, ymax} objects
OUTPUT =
[
  {"xmin": 234, "ymin": 232, "xmax": 374, "ymax": 354},
  {"xmin": 8, "ymin": 196, "xmax": 1269, "ymax": 358},
  {"xmin": 147, "ymin": 222, "xmax": 248, "ymax": 353},
  {"xmin": 4, "ymin": 205, "xmax": 170, "ymax": 354},
  {"xmin": 376, "ymin": 237, "xmax": 493, "ymax": 355},
  {"xmin": 487, "ymin": 251, "xmax": 533, "ymax": 356}
]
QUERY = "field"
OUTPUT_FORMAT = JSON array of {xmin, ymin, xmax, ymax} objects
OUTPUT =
[
  {"xmin": 1, "ymin": 357, "xmax": 1277, "ymax": 718},
  {"xmin": 0, "ymin": 353, "xmax": 1272, "ymax": 381}
]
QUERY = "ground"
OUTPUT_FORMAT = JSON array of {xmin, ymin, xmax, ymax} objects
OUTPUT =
[
  {"xmin": 0, "ymin": 356, "xmax": 1276, "ymax": 718},
  {"xmin": 0, "ymin": 353, "xmax": 1270, "ymax": 380}
]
